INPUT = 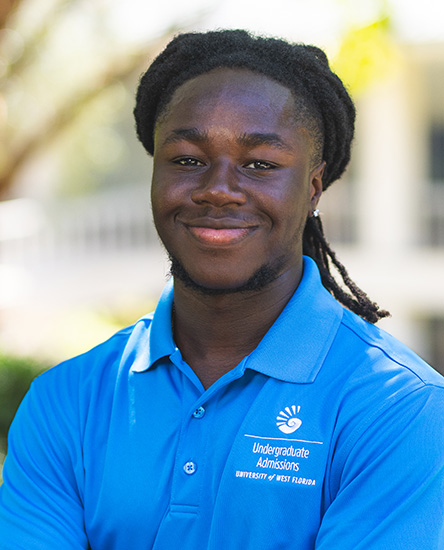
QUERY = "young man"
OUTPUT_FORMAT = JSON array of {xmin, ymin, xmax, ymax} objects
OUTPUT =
[{"xmin": 1, "ymin": 30, "xmax": 443, "ymax": 549}]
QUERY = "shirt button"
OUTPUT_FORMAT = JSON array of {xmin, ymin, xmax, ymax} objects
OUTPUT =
[
  {"xmin": 193, "ymin": 406, "xmax": 206, "ymax": 419},
  {"xmin": 183, "ymin": 461, "xmax": 197, "ymax": 475}
]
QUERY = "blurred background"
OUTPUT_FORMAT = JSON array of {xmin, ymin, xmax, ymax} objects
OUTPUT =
[{"xmin": 0, "ymin": 0, "xmax": 443, "ymax": 470}]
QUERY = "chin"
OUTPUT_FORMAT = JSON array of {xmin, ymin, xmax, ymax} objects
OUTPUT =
[{"xmin": 169, "ymin": 255, "xmax": 283, "ymax": 295}]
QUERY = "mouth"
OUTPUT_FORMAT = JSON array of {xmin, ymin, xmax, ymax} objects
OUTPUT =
[
  {"xmin": 187, "ymin": 226, "xmax": 255, "ymax": 245},
  {"xmin": 180, "ymin": 217, "xmax": 258, "ymax": 246}
]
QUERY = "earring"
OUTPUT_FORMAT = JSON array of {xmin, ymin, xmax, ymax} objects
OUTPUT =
[{"xmin": 312, "ymin": 209, "xmax": 319, "ymax": 218}]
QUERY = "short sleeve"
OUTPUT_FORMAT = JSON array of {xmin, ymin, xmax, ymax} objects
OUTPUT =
[
  {"xmin": 315, "ymin": 385, "xmax": 444, "ymax": 549},
  {"xmin": 0, "ymin": 370, "xmax": 88, "ymax": 549}
]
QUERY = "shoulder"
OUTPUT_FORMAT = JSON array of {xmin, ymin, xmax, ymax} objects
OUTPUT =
[
  {"xmin": 321, "ymin": 307, "xmax": 444, "ymax": 448},
  {"xmin": 333, "ymin": 307, "xmax": 444, "ymax": 388},
  {"xmin": 33, "ymin": 314, "xmax": 154, "ymax": 397},
  {"xmin": 321, "ymin": 309, "xmax": 444, "ymax": 505},
  {"xmin": 324, "ymin": 308, "xmax": 444, "ymax": 467},
  {"xmin": 7, "ymin": 315, "xmax": 155, "ymax": 458}
]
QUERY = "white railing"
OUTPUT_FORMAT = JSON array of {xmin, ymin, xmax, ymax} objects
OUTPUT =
[{"xmin": 0, "ymin": 185, "xmax": 157, "ymax": 267}]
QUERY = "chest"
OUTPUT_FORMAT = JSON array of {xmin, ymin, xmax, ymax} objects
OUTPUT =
[{"xmin": 81, "ymin": 371, "xmax": 338, "ymax": 550}]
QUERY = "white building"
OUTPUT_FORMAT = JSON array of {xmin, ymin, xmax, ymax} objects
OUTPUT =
[{"xmin": 322, "ymin": 41, "xmax": 444, "ymax": 373}]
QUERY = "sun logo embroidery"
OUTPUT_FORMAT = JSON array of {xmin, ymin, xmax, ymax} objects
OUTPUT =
[{"xmin": 276, "ymin": 405, "xmax": 302, "ymax": 434}]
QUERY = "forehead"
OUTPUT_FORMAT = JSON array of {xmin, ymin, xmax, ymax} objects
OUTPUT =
[
  {"xmin": 167, "ymin": 68, "xmax": 294, "ymax": 111},
  {"xmin": 155, "ymin": 68, "xmax": 313, "ymax": 150}
]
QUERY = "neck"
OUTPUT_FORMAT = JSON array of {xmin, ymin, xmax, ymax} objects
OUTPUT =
[{"xmin": 172, "ymin": 268, "xmax": 302, "ymax": 389}]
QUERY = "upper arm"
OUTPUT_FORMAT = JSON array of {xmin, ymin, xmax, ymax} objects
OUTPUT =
[
  {"xmin": 316, "ymin": 386, "xmax": 444, "ymax": 549},
  {"xmin": 0, "ymin": 373, "xmax": 88, "ymax": 549}
]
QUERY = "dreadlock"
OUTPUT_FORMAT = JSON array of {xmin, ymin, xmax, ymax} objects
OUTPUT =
[{"xmin": 134, "ymin": 29, "xmax": 389, "ymax": 323}]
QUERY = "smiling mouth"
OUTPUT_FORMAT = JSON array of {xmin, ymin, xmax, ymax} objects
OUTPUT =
[{"xmin": 185, "ymin": 225, "xmax": 257, "ymax": 245}]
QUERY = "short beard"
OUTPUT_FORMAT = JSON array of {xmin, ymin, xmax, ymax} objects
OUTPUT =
[{"xmin": 168, "ymin": 254, "xmax": 283, "ymax": 296}]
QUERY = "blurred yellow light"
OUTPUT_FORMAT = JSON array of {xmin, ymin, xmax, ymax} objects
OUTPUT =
[{"xmin": 332, "ymin": 17, "xmax": 405, "ymax": 96}]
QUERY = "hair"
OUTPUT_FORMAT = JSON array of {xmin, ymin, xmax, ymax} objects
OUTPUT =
[{"xmin": 134, "ymin": 29, "xmax": 389, "ymax": 323}]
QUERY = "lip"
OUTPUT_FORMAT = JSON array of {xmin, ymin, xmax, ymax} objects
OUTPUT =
[
  {"xmin": 179, "ymin": 217, "xmax": 259, "ymax": 246},
  {"xmin": 187, "ymin": 226, "xmax": 255, "ymax": 245}
]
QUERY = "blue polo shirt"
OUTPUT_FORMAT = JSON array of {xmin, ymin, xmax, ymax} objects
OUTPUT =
[{"xmin": 1, "ymin": 257, "xmax": 444, "ymax": 549}]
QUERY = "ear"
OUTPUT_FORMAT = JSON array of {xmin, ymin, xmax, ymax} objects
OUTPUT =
[{"xmin": 309, "ymin": 160, "xmax": 325, "ymax": 211}]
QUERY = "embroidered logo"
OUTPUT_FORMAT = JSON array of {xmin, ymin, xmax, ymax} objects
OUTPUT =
[{"xmin": 276, "ymin": 405, "xmax": 302, "ymax": 434}]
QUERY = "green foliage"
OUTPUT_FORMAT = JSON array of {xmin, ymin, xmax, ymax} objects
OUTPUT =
[{"xmin": 0, "ymin": 353, "xmax": 47, "ymax": 455}]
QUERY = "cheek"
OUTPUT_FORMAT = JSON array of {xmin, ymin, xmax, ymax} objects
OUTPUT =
[
  {"xmin": 150, "ymin": 183, "xmax": 173, "ymax": 236},
  {"xmin": 150, "ymin": 167, "xmax": 177, "ymax": 218},
  {"xmin": 150, "ymin": 177, "xmax": 164, "ymax": 207},
  {"xmin": 150, "ymin": 179, "xmax": 162, "ymax": 220},
  {"xmin": 261, "ymin": 181, "xmax": 311, "ymax": 224}
]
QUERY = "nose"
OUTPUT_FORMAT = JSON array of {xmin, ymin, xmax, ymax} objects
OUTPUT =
[{"xmin": 190, "ymin": 160, "xmax": 247, "ymax": 207}]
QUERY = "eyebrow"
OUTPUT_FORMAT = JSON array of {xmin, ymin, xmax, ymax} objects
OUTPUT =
[
  {"xmin": 237, "ymin": 132, "xmax": 292, "ymax": 151},
  {"xmin": 161, "ymin": 128, "xmax": 292, "ymax": 151},
  {"xmin": 161, "ymin": 128, "xmax": 209, "ymax": 147}
]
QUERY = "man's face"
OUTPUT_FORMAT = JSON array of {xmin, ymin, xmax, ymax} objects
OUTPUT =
[{"xmin": 151, "ymin": 68, "xmax": 324, "ymax": 293}]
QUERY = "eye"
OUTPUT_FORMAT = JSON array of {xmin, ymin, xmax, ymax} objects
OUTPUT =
[
  {"xmin": 173, "ymin": 157, "xmax": 204, "ymax": 167},
  {"xmin": 244, "ymin": 160, "xmax": 277, "ymax": 170}
]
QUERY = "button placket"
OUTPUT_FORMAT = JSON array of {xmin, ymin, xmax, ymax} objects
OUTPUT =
[{"xmin": 169, "ymin": 404, "xmax": 207, "ymax": 507}]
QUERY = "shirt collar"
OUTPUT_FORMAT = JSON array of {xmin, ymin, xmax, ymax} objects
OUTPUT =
[
  {"xmin": 130, "ymin": 257, "xmax": 343, "ymax": 382},
  {"xmin": 129, "ymin": 278, "xmax": 175, "ymax": 373},
  {"xmin": 244, "ymin": 256, "xmax": 343, "ymax": 383}
]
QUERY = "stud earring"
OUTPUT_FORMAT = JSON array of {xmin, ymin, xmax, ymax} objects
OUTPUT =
[{"xmin": 312, "ymin": 209, "xmax": 319, "ymax": 218}]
